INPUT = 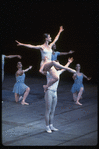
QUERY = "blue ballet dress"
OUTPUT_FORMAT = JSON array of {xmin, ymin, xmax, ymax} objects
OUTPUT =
[
  {"xmin": 13, "ymin": 73, "xmax": 28, "ymax": 95},
  {"xmin": 71, "ymin": 74, "xmax": 84, "ymax": 93}
]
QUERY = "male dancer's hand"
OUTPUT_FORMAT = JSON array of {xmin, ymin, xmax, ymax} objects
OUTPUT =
[{"xmin": 69, "ymin": 50, "xmax": 75, "ymax": 54}]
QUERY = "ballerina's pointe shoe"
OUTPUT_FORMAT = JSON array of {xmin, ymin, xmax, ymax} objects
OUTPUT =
[
  {"xmin": 46, "ymin": 126, "xmax": 52, "ymax": 133},
  {"xmin": 46, "ymin": 129, "xmax": 52, "ymax": 133},
  {"xmin": 50, "ymin": 126, "xmax": 58, "ymax": 131}
]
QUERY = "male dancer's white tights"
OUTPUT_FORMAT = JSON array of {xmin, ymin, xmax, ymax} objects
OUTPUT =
[{"xmin": 45, "ymin": 90, "xmax": 57, "ymax": 126}]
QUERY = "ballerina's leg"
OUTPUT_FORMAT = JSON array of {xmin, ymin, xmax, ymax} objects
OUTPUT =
[{"xmin": 21, "ymin": 87, "xmax": 30, "ymax": 105}]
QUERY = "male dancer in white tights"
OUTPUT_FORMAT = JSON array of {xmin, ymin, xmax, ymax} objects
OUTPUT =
[{"xmin": 44, "ymin": 57, "xmax": 76, "ymax": 133}]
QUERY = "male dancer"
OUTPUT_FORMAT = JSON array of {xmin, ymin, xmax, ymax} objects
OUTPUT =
[
  {"xmin": 51, "ymin": 43, "xmax": 74, "ymax": 61},
  {"xmin": 44, "ymin": 57, "xmax": 76, "ymax": 133}
]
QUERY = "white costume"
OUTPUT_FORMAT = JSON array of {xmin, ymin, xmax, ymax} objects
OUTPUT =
[
  {"xmin": 45, "ymin": 70, "xmax": 63, "ymax": 133},
  {"xmin": 40, "ymin": 47, "xmax": 52, "ymax": 67}
]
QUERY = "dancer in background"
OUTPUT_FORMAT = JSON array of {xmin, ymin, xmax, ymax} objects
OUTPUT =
[
  {"xmin": 51, "ymin": 43, "xmax": 74, "ymax": 61},
  {"xmin": 71, "ymin": 64, "xmax": 91, "ymax": 106},
  {"xmin": 15, "ymin": 26, "xmax": 73, "ymax": 91},
  {"xmin": 2, "ymin": 54, "xmax": 21, "ymax": 82},
  {"xmin": 13, "ymin": 61, "xmax": 32, "ymax": 105},
  {"xmin": 44, "ymin": 57, "xmax": 74, "ymax": 133}
]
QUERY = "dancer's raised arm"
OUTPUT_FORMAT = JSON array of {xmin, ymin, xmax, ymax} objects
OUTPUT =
[
  {"xmin": 15, "ymin": 40, "xmax": 42, "ymax": 50},
  {"xmin": 5, "ymin": 55, "xmax": 21, "ymax": 59},
  {"xmin": 23, "ymin": 66, "xmax": 32, "ymax": 73},
  {"xmin": 50, "ymin": 26, "xmax": 64, "ymax": 48},
  {"xmin": 83, "ymin": 74, "xmax": 91, "ymax": 80},
  {"xmin": 59, "ymin": 50, "xmax": 75, "ymax": 56},
  {"xmin": 16, "ymin": 66, "xmax": 32, "ymax": 77}
]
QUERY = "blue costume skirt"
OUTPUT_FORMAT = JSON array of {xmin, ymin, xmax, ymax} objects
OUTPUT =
[
  {"xmin": 71, "ymin": 83, "xmax": 84, "ymax": 93},
  {"xmin": 13, "ymin": 82, "xmax": 28, "ymax": 95}
]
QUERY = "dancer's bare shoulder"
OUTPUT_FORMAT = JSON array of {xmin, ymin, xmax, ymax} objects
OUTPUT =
[{"xmin": 16, "ymin": 70, "xmax": 23, "ymax": 77}]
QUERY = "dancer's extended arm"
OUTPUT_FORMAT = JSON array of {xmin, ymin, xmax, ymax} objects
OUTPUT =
[
  {"xmin": 15, "ymin": 40, "xmax": 42, "ymax": 50},
  {"xmin": 5, "ymin": 55, "xmax": 21, "ymax": 59},
  {"xmin": 59, "ymin": 50, "xmax": 75, "ymax": 56},
  {"xmin": 23, "ymin": 66, "xmax": 32, "ymax": 73},
  {"xmin": 50, "ymin": 26, "xmax": 64, "ymax": 47},
  {"xmin": 16, "ymin": 66, "xmax": 32, "ymax": 77},
  {"xmin": 83, "ymin": 74, "xmax": 91, "ymax": 80}
]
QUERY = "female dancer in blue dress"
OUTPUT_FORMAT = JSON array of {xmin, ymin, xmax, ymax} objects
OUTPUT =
[
  {"xmin": 13, "ymin": 61, "xmax": 32, "ymax": 105},
  {"xmin": 71, "ymin": 64, "xmax": 91, "ymax": 106},
  {"xmin": 15, "ymin": 26, "xmax": 75, "ymax": 92}
]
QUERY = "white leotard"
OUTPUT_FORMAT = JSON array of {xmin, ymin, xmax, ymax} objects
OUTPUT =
[
  {"xmin": 40, "ymin": 47, "xmax": 52, "ymax": 61},
  {"xmin": 40, "ymin": 47, "xmax": 52, "ymax": 67}
]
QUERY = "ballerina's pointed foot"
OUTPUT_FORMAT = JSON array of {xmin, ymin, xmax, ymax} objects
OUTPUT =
[
  {"xmin": 76, "ymin": 101, "xmax": 82, "ymax": 106},
  {"xmin": 21, "ymin": 101, "xmax": 29, "ymax": 105},
  {"xmin": 43, "ymin": 85, "xmax": 48, "ymax": 92}
]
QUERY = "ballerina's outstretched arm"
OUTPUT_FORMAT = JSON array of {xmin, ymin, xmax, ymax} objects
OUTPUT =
[
  {"xmin": 50, "ymin": 26, "xmax": 64, "ymax": 48},
  {"xmin": 15, "ymin": 40, "xmax": 42, "ymax": 50},
  {"xmin": 83, "ymin": 74, "xmax": 91, "ymax": 80},
  {"xmin": 23, "ymin": 66, "xmax": 32, "ymax": 73}
]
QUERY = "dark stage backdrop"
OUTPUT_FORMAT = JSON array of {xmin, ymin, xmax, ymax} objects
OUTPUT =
[{"xmin": 1, "ymin": 0, "xmax": 98, "ymax": 83}]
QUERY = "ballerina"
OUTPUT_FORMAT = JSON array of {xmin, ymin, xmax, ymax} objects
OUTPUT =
[
  {"xmin": 13, "ymin": 61, "xmax": 32, "ymax": 105},
  {"xmin": 15, "ymin": 26, "xmax": 75, "ymax": 91},
  {"xmin": 71, "ymin": 64, "xmax": 91, "ymax": 106}
]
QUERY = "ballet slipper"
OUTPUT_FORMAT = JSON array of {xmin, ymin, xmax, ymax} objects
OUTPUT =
[
  {"xmin": 50, "ymin": 126, "xmax": 58, "ymax": 131},
  {"xmin": 76, "ymin": 101, "xmax": 82, "ymax": 106},
  {"xmin": 21, "ymin": 101, "xmax": 29, "ymax": 105},
  {"xmin": 46, "ymin": 129, "xmax": 52, "ymax": 133},
  {"xmin": 46, "ymin": 126, "xmax": 52, "ymax": 133}
]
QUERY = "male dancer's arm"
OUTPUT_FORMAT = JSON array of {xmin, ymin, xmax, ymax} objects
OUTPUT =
[{"xmin": 59, "ymin": 50, "xmax": 74, "ymax": 56}]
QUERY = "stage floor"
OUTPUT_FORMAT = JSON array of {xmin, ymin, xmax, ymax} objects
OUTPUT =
[{"xmin": 2, "ymin": 75, "xmax": 98, "ymax": 146}]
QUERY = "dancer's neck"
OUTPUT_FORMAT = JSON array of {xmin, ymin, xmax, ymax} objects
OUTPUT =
[
  {"xmin": 44, "ymin": 41, "xmax": 49, "ymax": 46},
  {"xmin": 18, "ymin": 68, "xmax": 22, "ymax": 71}
]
